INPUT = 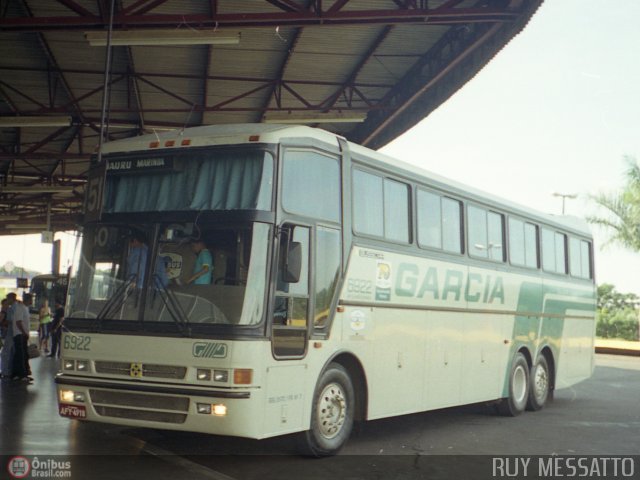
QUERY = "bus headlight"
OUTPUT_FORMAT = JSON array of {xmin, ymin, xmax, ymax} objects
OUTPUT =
[
  {"xmin": 76, "ymin": 360, "xmax": 90, "ymax": 372},
  {"xmin": 212, "ymin": 404, "xmax": 227, "ymax": 416},
  {"xmin": 60, "ymin": 390, "xmax": 85, "ymax": 403},
  {"xmin": 63, "ymin": 359, "xmax": 75, "ymax": 371},
  {"xmin": 196, "ymin": 403, "xmax": 227, "ymax": 416},
  {"xmin": 197, "ymin": 369, "xmax": 211, "ymax": 381},
  {"xmin": 213, "ymin": 370, "xmax": 228, "ymax": 382}
]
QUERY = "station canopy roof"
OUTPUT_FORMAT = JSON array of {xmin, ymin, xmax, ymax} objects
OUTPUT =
[{"xmin": 0, "ymin": 0, "xmax": 542, "ymax": 235}]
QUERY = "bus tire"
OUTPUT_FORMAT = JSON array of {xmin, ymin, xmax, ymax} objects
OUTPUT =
[
  {"xmin": 301, "ymin": 363, "xmax": 355, "ymax": 457},
  {"xmin": 497, "ymin": 352, "xmax": 529, "ymax": 417},
  {"xmin": 526, "ymin": 354, "xmax": 550, "ymax": 411}
]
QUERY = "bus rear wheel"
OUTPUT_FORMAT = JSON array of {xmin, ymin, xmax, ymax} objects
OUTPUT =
[
  {"xmin": 526, "ymin": 355, "xmax": 550, "ymax": 411},
  {"xmin": 497, "ymin": 352, "xmax": 529, "ymax": 417},
  {"xmin": 301, "ymin": 363, "xmax": 355, "ymax": 457}
]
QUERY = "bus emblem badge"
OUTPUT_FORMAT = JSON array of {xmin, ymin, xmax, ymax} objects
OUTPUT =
[
  {"xmin": 193, "ymin": 342, "xmax": 228, "ymax": 359},
  {"xmin": 130, "ymin": 363, "xmax": 143, "ymax": 378}
]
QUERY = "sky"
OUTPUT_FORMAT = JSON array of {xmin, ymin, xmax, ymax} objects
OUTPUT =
[
  {"xmin": 1, "ymin": 0, "xmax": 640, "ymax": 294},
  {"xmin": 381, "ymin": 0, "xmax": 640, "ymax": 295}
]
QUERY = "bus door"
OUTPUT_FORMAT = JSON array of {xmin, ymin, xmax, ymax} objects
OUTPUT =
[{"xmin": 272, "ymin": 223, "xmax": 310, "ymax": 358}]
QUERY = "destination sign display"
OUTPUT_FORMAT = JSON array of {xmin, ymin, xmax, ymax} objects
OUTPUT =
[{"xmin": 106, "ymin": 156, "xmax": 173, "ymax": 174}]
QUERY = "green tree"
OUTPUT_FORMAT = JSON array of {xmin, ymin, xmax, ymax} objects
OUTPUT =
[
  {"xmin": 596, "ymin": 283, "xmax": 639, "ymax": 341},
  {"xmin": 588, "ymin": 156, "xmax": 640, "ymax": 251},
  {"xmin": 597, "ymin": 283, "xmax": 639, "ymax": 310}
]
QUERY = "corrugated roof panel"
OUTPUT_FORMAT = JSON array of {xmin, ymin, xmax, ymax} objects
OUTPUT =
[
  {"xmin": 132, "ymin": 45, "xmax": 207, "ymax": 76},
  {"xmin": 211, "ymin": 28, "xmax": 293, "ymax": 79},
  {"xmin": 357, "ymin": 25, "xmax": 449, "ymax": 84},
  {"xmin": 0, "ymin": 0, "xmax": 545, "ymax": 231}
]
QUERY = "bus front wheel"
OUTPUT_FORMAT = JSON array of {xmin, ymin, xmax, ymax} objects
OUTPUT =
[
  {"xmin": 526, "ymin": 354, "xmax": 550, "ymax": 411},
  {"xmin": 497, "ymin": 352, "xmax": 529, "ymax": 417},
  {"xmin": 301, "ymin": 363, "xmax": 355, "ymax": 457}
]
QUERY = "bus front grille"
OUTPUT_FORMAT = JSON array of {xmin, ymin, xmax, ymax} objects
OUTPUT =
[
  {"xmin": 90, "ymin": 389, "xmax": 189, "ymax": 424},
  {"xmin": 94, "ymin": 406, "xmax": 187, "ymax": 424},
  {"xmin": 94, "ymin": 361, "xmax": 187, "ymax": 380}
]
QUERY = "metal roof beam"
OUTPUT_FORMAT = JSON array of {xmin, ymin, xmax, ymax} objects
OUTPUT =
[
  {"xmin": 321, "ymin": 25, "xmax": 393, "ymax": 111},
  {"xmin": 257, "ymin": 27, "xmax": 303, "ymax": 121},
  {"xmin": 18, "ymin": 0, "xmax": 88, "ymax": 126},
  {"xmin": 23, "ymin": 126, "xmax": 70, "ymax": 154},
  {"xmin": 0, "ymin": 7, "xmax": 519, "ymax": 31},
  {"xmin": 55, "ymin": 0, "xmax": 95, "ymax": 17},
  {"xmin": 121, "ymin": 0, "xmax": 167, "ymax": 15},
  {"xmin": 0, "ymin": 80, "xmax": 48, "ymax": 110},
  {"xmin": 0, "ymin": 66, "xmax": 394, "ymax": 89}
]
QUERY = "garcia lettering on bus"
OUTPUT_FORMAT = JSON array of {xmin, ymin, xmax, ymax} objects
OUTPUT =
[{"xmin": 395, "ymin": 263, "xmax": 505, "ymax": 304}]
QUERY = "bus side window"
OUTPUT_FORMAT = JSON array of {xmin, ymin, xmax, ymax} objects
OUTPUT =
[{"xmin": 273, "ymin": 225, "xmax": 310, "ymax": 357}]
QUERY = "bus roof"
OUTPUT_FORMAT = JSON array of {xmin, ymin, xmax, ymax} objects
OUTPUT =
[
  {"xmin": 100, "ymin": 124, "xmax": 590, "ymax": 237},
  {"xmin": 99, "ymin": 123, "xmax": 341, "ymax": 154}
]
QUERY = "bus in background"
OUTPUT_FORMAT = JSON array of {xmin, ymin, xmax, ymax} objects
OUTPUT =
[
  {"xmin": 30, "ymin": 273, "xmax": 68, "ymax": 312},
  {"xmin": 56, "ymin": 124, "xmax": 595, "ymax": 456}
]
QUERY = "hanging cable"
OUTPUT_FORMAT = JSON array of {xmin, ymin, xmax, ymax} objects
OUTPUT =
[{"xmin": 97, "ymin": 0, "xmax": 116, "ymax": 165}]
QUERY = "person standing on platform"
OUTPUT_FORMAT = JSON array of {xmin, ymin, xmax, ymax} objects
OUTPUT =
[
  {"xmin": 48, "ymin": 301, "xmax": 65, "ymax": 359},
  {"xmin": 0, "ymin": 297, "xmax": 13, "ymax": 379},
  {"xmin": 38, "ymin": 299, "xmax": 52, "ymax": 354},
  {"xmin": 8, "ymin": 293, "xmax": 32, "ymax": 383}
]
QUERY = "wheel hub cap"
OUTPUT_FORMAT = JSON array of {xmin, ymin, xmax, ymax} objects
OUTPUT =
[{"xmin": 317, "ymin": 382, "xmax": 347, "ymax": 439}]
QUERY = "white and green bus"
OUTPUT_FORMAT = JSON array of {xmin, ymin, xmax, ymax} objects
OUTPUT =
[{"xmin": 57, "ymin": 124, "xmax": 595, "ymax": 455}]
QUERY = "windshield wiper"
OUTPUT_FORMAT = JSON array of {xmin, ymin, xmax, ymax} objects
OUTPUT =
[
  {"xmin": 153, "ymin": 276, "xmax": 192, "ymax": 336},
  {"xmin": 94, "ymin": 276, "xmax": 136, "ymax": 330}
]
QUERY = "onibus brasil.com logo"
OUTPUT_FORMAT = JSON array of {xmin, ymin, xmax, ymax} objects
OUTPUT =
[{"xmin": 7, "ymin": 456, "xmax": 72, "ymax": 479}]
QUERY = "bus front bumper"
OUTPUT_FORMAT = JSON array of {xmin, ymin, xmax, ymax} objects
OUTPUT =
[{"xmin": 55, "ymin": 374, "xmax": 262, "ymax": 438}]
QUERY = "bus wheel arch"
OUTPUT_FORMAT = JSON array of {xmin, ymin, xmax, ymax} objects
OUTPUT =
[
  {"xmin": 497, "ymin": 348, "xmax": 530, "ymax": 417},
  {"xmin": 299, "ymin": 353, "xmax": 367, "ymax": 456}
]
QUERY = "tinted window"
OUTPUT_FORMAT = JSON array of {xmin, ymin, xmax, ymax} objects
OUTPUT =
[
  {"xmin": 353, "ymin": 168, "xmax": 410, "ymax": 243},
  {"xmin": 353, "ymin": 169, "xmax": 383, "ymax": 236},
  {"xmin": 417, "ymin": 189, "xmax": 462, "ymax": 253},
  {"xmin": 384, "ymin": 178, "xmax": 410, "ymax": 243},
  {"xmin": 524, "ymin": 223, "xmax": 538, "ymax": 268},
  {"xmin": 282, "ymin": 150, "xmax": 340, "ymax": 222},
  {"xmin": 569, "ymin": 237, "xmax": 592, "ymax": 279},
  {"xmin": 487, "ymin": 212, "xmax": 505, "ymax": 261},
  {"xmin": 509, "ymin": 218, "xmax": 538, "ymax": 269},
  {"xmin": 314, "ymin": 227, "xmax": 341, "ymax": 330},
  {"xmin": 555, "ymin": 233, "xmax": 567, "ymax": 274},
  {"xmin": 468, "ymin": 206, "xmax": 504, "ymax": 261},
  {"xmin": 417, "ymin": 190, "xmax": 442, "ymax": 249},
  {"xmin": 442, "ymin": 197, "xmax": 462, "ymax": 253},
  {"xmin": 542, "ymin": 228, "xmax": 567, "ymax": 274},
  {"xmin": 509, "ymin": 218, "xmax": 525, "ymax": 266},
  {"xmin": 468, "ymin": 206, "xmax": 488, "ymax": 258},
  {"xmin": 542, "ymin": 229, "xmax": 555, "ymax": 271}
]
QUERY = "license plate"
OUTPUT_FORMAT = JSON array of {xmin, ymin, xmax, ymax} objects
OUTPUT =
[{"xmin": 59, "ymin": 403, "xmax": 87, "ymax": 419}]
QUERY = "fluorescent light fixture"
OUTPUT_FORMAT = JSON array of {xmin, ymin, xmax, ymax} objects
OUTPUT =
[
  {"xmin": 1, "ymin": 186, "xmax": 76, "ymax": 193},
  {"xmin": 85, "ymin": 29, "xmax": 241, "ymax": 46},
  {"xmin": 0, "ymin": 116, "xmax": 72, "ymax": 128},
  {"xmin": 6, "ymin": 223, "xmax": 48, "ymax": 229},
  {"xmin": 263, "ymin": 112, "xmax": 367, "ymax": 124}
]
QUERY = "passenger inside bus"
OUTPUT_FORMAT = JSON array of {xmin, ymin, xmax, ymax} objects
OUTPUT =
[{"xmin": 152, "ymin": 227, "xmax": 250, "ymax": 324}]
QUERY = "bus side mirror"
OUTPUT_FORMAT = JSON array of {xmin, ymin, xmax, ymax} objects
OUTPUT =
[{"xmin": 282, "ymin": 242, "xmax": 302, "ymax": 283}]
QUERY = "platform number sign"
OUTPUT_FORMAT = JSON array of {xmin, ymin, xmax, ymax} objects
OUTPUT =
[{"xmin": 84, "ymin": 161, "xmax": 107, "ymax": 222}]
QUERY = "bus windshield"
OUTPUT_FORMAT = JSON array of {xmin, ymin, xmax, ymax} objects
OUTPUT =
[{"xmin": 67, "ymin": 222, "xmax": 270, "ymax": 332}]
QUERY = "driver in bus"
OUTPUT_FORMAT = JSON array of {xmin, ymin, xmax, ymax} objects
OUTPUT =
[{"xmin": 187, "ymin": 239, "xmax": 213, "ymax": 285}]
